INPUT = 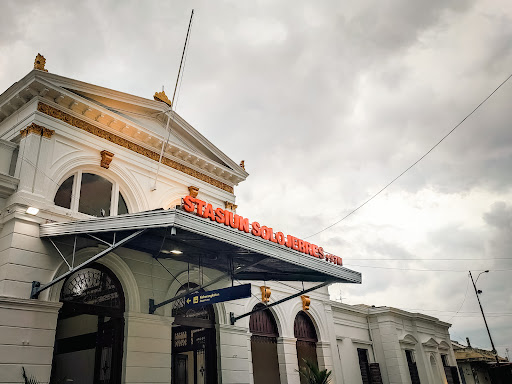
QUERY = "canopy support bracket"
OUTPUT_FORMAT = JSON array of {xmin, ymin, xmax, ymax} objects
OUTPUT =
[
  {"xmin": 149, "ymin": 258, "xmax": 268, "ymax": 314},
  {"xmin": 230, "ymin": 280, "xmax": 332, "ymax": 325},
  {"xmin": 48, "ymin": 237, "xmax": 71, "ymax": 270},
  {"xmin": 30, "ymin": 229, "xmax": 146, "ymax": 299}
]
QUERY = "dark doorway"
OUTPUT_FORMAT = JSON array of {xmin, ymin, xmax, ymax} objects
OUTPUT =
[
  {"xmin": 51, "ymin": 263, "xmax": 125, "ymax": 384},
  {"xmin": 250, "ymin": 304, "xmax": 281, "ymax": 384},
  {"xmin": 294, "ymin": 311, "xmax": 318, "ymax": 384},
  {"xmin": 357, "ymin": 348, "xmax": 372, "ymax": 384},
  {"xmin": 172, "ymin": 283, "xmax": 217, "ymax": 384},
  {"xmin": 405, "ymin": 350, "xmax": 421, "ymax": 384}
]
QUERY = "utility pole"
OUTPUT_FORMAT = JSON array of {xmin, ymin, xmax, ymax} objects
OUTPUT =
[{"xmin": 469, "ymin": 271, "xmax": 500, "ymax": 365}]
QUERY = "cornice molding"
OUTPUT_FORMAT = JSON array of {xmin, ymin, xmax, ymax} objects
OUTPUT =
[{"xmin": 37, "ymin": 102, "xmax": 234, "ymax": 193}]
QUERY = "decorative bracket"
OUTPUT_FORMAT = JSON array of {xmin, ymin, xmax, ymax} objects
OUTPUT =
[
  {"xmin": 100, "ymin": 150, "xmax": 114, "ymax": 169},
  {"xmin": 230, "ymin": 281, "xmax": 331, "ymax": 325}
]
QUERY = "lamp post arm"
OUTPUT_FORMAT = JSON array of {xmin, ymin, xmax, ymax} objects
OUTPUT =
[{"xmin": 469, "ymin": 271, "xmax": 500, "ymax": 365}]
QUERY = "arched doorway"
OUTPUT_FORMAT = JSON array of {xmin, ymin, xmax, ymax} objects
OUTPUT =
[
  {"xmin": 294, "ymin": 311, "xmax": 318, "ymax": 384},
  {"xmin": 171, "ymin": 283, "xmax": 217, "ymax": 384},
  {"xmin": 249, "ymin": 304, "xmax": 281, "ymax": 384},
  {"xmin": 51, "ymin": 263, "xmax": 125, "ymax": 384}
]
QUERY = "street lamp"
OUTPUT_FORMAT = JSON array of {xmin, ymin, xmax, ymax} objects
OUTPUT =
[{"xmin": 469, "ymin": 270, "xmax": 500, "ymax": 365}]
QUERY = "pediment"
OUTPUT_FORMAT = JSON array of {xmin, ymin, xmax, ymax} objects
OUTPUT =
[
  {"xmin": 400, "ymin": 334, "xmax": 419, "ymax": 346},
  {"xmin": 422, "ymin": 337, "xmax": 439, "ymax": 348},
  {"xmin": 438, "ymin": 341, "xmax": 450, "ymax": 350},
  {"xmin": 55, "ymin": 81, "xmax": 241, "ymax": 172},
  {"xmin": 0, "ymin": 70, "xmax": 248, "ymax": 189}
]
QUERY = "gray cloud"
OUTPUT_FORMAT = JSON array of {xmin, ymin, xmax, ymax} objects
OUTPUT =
[{"xmin": 1, "ymin": 0, "xmax": 511, "ymax": 357}]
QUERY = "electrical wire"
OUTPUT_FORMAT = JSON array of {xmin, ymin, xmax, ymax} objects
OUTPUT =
[
  {"xmin": 445, "ymin": 275, "xmax": 470, "ymax": 323},
  {"xmin": 343, "ymin": 264, "xmax": 512, "ymax": 272},
  {"xmin": 347, "ymin": 257, "xmax": 512, "ymax": 261},
  {"xmin": 152, "ymin": 11, "xmax": 194, "ymax": 188},
  {"xmin": 305, "ymin": 72, "xmax": 512, "ymax": 239}
]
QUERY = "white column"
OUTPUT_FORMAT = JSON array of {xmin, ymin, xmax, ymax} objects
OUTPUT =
[
  {"xmin": 317, "ymin": 341, "xmax": 333, "ymax": 373},
  {"xmin": 0, "ymin": 297, "xmax": 61, "ymax": 383},
  {"xmin": 218, "ymin": 324, "xmax": 252, "ymax": 384},
  {"xmin": 375, "ymin": 322, "xmax": 407, "ymax": 384},
  {"xmin": 0, "ymin": 139, "xmax": 17, "ymax": 175},
  {"xmin": 16, "ymin": 130, "xmax": 40, "ymax": 193},
  {"xmin": 276, "ymin": 336, "xmax": 300, "ymax": 384},
  {"xmin": 124, "ymin": 312, "xmax": 172, "ymax": 383},
  {"xmin": 32, "ymin": 130, "xmax": 54, "ymax": 196}
]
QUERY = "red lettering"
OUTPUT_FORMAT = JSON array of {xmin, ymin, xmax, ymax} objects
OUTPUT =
[
  {"xmin": 224, "ymin": 210, "xmax": 232, "ymax": 226},
  {"xmin": 230, "ymin": 214, "xmax": 240, "ymax": 229},
  {"xmin": 203, "ymin": 203, "xmax": 215, "ymax": 221},
  {"xmin": 215, "ymin": 208, "xmax": 225, "ymax": 223},
  {"xmin": 292, "ymin": 237, "xmax": 299, "ymax": 251},
  {"xmin": 238, "ymin": 217, "xmax": 250, "ymax": 233},
  {"xmin": 298, "ymin": 239, "xmax": 306, "ymax": 253},
  {"xmin": 183, "ymin": 195, "xmax": 195, "ymax": 212},
  {"xmin": 196, "ymin": 200, "xmax": 205, "ymax": 217},
  {"xmin": 184, "ymin": 198, "xmax": 340, "ymax": 267},
  {"xmin": 269, "ymin": 228, "xmax": 277, "ymax": 242},
  {"xmin": 251, "ymin": 222, "xmax": 261, "ymax": 236},
  {"xmin": 261, "ymin": 226, "xmax": 270, "ymax": 240}
]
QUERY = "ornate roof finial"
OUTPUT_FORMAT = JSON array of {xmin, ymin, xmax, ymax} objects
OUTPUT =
[
  {"xmin": 239, "ymin": 160, "xmax": 245, "ymax": 170},
  {"xmin": 154, "ymin": 90, "xmax": 172, "ymax": 107},
  {"xmin": 34, "ymin": 53, "xmax": 48, "ymax": 72}
]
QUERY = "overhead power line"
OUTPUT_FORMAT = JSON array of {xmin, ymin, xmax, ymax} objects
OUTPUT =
[
  {"xmin": 343, "ymin": 264, "xmax": 512, "ymax": 272},
  {"xmin": 347, "ymin": 257, "xmax": 512, "ymax": 261},
  {"xmin": 305, "ymin": 72, "xmax": 512, "ymax": 239},
  {"xmin": 445, "ymin": 275, "xmax": 470, "ymax": 323}
]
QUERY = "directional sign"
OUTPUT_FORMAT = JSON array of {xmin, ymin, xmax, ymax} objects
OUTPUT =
[{"xmin": 183, "ymin": 284, "xmax": 251, "ymax": 308}]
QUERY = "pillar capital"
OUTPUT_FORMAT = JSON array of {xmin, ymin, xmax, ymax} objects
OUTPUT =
[{"xmin": 20, "ymin": 123, "xmax": 54, "ymax": 138}]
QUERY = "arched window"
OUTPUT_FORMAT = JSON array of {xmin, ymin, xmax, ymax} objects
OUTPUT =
[
  {"xmin": 54, "ymin": 171, "xmax": 129, "ymax": 216},
  {"xmin": 249, "ymin": 304, "xmax": 280, "ymax": 384},
  {"xmin": 294, "ymin": 311, "xmax": 318, "ymax": 384}
]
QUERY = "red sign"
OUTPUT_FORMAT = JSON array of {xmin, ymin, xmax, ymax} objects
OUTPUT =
[{"xmin": 183, "ymin": 196, "xmax": 342, "ymax": 266}]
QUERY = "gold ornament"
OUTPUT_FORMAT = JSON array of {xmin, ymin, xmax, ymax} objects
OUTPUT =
[
  {"xmin": 153, "ymin": 91, "xmax": 172, "ymax": 107},
  {"xmin": 34, "ymin": 54, "xmax": 48, "ymax": 72}
]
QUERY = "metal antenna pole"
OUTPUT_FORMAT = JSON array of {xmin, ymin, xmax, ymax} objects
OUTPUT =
[
  {"xmin": 469, "ymin": 271, "xmax": 500, "ymax": 365},
  {"xmin": 152, "ymin": 9, "xmax": 195, "ymax": 190},
  {"xmin": 172, "ymin": 10, "xmax": 194, "ymax": 107}
]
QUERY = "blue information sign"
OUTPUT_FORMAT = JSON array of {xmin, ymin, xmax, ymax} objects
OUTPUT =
[{"xmin": 183, "ymin": 284, "xmax": 251, "ymax": 308}]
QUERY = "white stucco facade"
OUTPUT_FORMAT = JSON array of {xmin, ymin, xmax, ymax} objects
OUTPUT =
[{"xmin": 0, "ymin": 64, "xmax": 460, "ymax": 384}]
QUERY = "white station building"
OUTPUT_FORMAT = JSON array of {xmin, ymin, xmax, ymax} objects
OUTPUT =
[{"xmin": 0, "ymin": 56, "xmax": 461, "ymax": 384}]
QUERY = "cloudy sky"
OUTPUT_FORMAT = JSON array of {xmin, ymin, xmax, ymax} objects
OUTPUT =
[{"xmin": 2, "ymin": 0, "xmax": 511, "ymax": 357}]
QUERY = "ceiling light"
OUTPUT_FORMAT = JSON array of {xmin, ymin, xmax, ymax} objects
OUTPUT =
[
  {"xmin": 171, "ymin": 250, "xmax": 183, "ymax": 255},
  {"xmin": 26, "ymin": 207, "xmax": 39, "ymax": 215}
]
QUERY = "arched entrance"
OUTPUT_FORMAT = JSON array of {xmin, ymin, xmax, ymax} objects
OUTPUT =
[
  {"xmin": 51, "ymin": 263, "xmax": 125, "ymax": 384},
  {"xmin": 294, "ymin": 311, "xmax": 318, "ymax": 384},
  {"xmin": 249, "ymin": 304, "xmax": 281, "ymax": 384},
  {"xmin": 172, "ymin": 283, "xmax": 217, "ymax": 384}
]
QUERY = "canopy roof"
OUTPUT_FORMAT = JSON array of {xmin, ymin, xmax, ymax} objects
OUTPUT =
[{"xmin": 40, "ymin": 208, "xmax": 362, "ymax": 284}]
